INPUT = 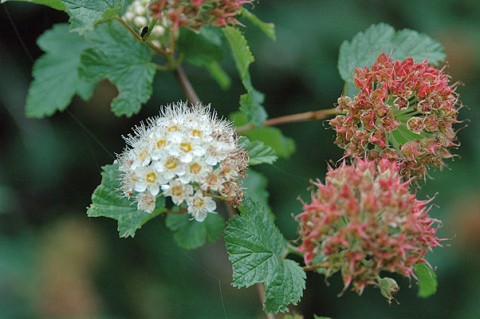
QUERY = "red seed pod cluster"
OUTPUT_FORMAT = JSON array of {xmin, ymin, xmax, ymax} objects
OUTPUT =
[
  {"xmin": 330, "ymin": 53, "xmax": 460, "ymax": 180},
  {"xmin": 296, "ymin": 158, "xmax": 441, "ymax": 295}
]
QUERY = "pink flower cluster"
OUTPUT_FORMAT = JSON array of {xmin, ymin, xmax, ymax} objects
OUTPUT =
[
  {"xmin": 297, "ymin": 159, "xmax": 441, "ymax": 295},
  {"xmin": 150, "ymin": 0, "xmax": 253, "ymax": 30},
  {"xmin": 330, "ymin": 53, "xmax": 459, "ymax": 180}
]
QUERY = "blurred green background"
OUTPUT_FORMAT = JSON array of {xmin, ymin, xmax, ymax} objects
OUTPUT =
[{"xmin": 1, "ymin": 1, "xmax": 480, "ymax": 318}]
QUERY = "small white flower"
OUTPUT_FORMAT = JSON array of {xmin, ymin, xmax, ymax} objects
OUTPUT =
[
  {"xmin": 201, "ymin": 171, "xmax": 223, "ymax": 191},
  {"xmin": 136, "ymin": 192, "xmax": 156, "ymax": 213},
  {"xmin": 162, "ymin": 179, "xmax": 194, "ymax": 205},
  {"xmin": 187, "ymin": 192, "xmax": 217, "ymax": 222},
  {"xmin": 133, "ymin": 166, "xmax": 163, "ymax": 196}
]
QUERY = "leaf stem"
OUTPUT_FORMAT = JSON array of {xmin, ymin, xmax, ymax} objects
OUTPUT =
[
  {"xmin": 236, "ymin": 108, "xmax": 341, "ymax": 133},
  {"xmin": 115, "ymin": 16, "xmax": 143, "ymax": 42},
  {"xmin": 115, "ymin": 16, "xmax": 169, "ymax": 56}
]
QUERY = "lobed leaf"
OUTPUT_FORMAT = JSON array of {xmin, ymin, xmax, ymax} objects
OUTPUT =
[
  {"xmin": 239, "ymin": 88, "xmax": 267, "ymax": 127},
  {"xmin": 25, "ymin": 24, "xmax": 95, "ymax": 118},
  {"xmin": 206, "ymin": 62, "xmax": 231, "ymax": 90},
  {"xmin": 239, "ymin": 137, "xmax": 277, "ymax": 166},
  {"xmin": 222, "ymin": 26, "xmax": 254, "ymax": 84},
  {"xmin": 243, "ymin": 170, "xmax": 270, "ymax": 209},
  {"xmin": 338, "ymin": 23, "xmax": 446, "ymax": 84},
  {"xmin": 223, "ymin": 26, "xmax": 268, "ymax": 125},
  {"xmin": 225, "ymin": 198, "xmax": 286, "ymax": 287},
  {"xmin": 245, "ymin": 127, "xmax": 296, "ymax": 159},
  {"xmin": 414, "ymin": 263, "xmax": 438, "ymax": 298},
  {"xmin": 87, "ymin": 164, "xmax": 166, "ymax": 238},
  {"xmin": 264, "ymin": 259, "xmax": 306, "ymax": 313},
  {"xmin": 224, "ymin": 198, "xmax": 305, "ymax": 313},
  {"xmin": 63, "ymin": 0, "xmax": 125, "ymax": 34},
  {"xmin": 79, "ymin": 21, "xmax": 156, "ymax": 117},
  {"xmin": 241, "ymin": 9, "xmax": 276, "ymax": 41},
  {"xmin": 165, "ymin": 213, "xmax": 225, "ymax": 250},
  {"xmin": 178, "ymin": 27, "xmax": 224, "ymax": 66}
]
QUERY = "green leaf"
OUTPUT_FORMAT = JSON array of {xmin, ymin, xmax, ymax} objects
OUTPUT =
[
  {"xmin": 224, "ymin": 198, "xmax": 305, "ymax": 313},
  {"xmin": 87, "ymin": 164, "xmax": 166, "ymax": 238},
  {"xmin": 206, "ymin": 62, "xmax": 231, "ymax": 90},
  {"xmin": 222, "ymin": 26, "xmax": 268, "ymax": 125},
  {"xmin": 391, "ymin": 29, "xmax": 445, "ymax": 65},
  {"xmin": 178, "ymin": 27, "xmax": 224, "ymax": 66},
  {"xmin": 1, "ymin": 0, "xmax": 65, "ymax": 10},
  {"xmin": 232, "ymin": 112, "xmax": 296, "ymax": 158},
  {"xmin": 63, "ymin": 0, "xmax": 125, "ymax": 34},
  {"xmin": 239, "ymin": 137, "xmax": 277, "ymax": 165},
  {"xmin": 243, "ymin": 170, "xmax": 269, "ymax": 209},
  {"xmin": 222, "ymin": 26, "xmax": 254, "ymax": 85},
  {"xmin": 241, "ymin": 9, "xmax": 276, "ymax": 41},
  {"xmin": 165, "ymin": 213, "xmax": 225, "ymax": 250},
  {"xmin": 239, "ymin": 89, "xmax": 267, "ymax": 127},
  {"xmin": 314, "ymin": 316, "xmax": 333, "ymax": 319},
  {"xmin": 264, "ymin": 259, "xmax": 306, "ymax": 313},
  {"xmin": 338, "ymin": 23, "xmax": 446, "ymax": 83},
  {"xmin": 414, "ymin": 263, "xmax": 438, "ymax": 298},
  {"xmin": 225, "ymin": 198, "xmax": 287, "ymax": 287},
  {"xmin": 25, "ymin": 24, "xmax": 95, "ymax": 118},
  {"xmin": 245, "ymin": 127, "xmax": 296, "ymax": 159},
  {"xmin": 79, "ymin": 22, "xmax": 156, "ymax": 117}
]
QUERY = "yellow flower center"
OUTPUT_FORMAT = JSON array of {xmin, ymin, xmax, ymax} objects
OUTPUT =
[
  {"xmin": 192, "ymin": 129, "xmax": 202, "ymax": 137},
  {"xmin": 146, "ymin": 172, "xmax": 157, "ymax": 184},
  {"xmin": 168, "ymin": 125, "xmax": 179, "ymax": 132},
  {"xmin": 190, "ymin": 162, "xmax": 202, "ymax": 174},
  {"xmin": 172, "ymin": 185, "xmax": 183, "ymax": 197},
  {"xmin": 156, "ymin": 139, "xmax": 166, "ymax": 148},
  {"xmin": 193, "ymin": 197, "xmax": 205, "ymax": 208},
  {"xmin": 138, "ymin": 150, "xmax": 148, "ymax": 160},
  {"xmin": 165, "ymin": 157, "xmax": 178, "ymax": 170},
  {"xmin": 181, "ymin": 142, "xmax": 192, "ymax": 152}
]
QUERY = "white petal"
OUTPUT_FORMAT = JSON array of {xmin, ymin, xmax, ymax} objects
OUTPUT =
[{"xmin": 134, "ymin": 182, "xmax": 147, "ymax": 192}]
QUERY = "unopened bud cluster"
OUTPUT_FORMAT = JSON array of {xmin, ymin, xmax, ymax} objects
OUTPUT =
[
  {"xmin": 116, "ymin": 102, "xmax": 247, "ymax": 222},
  {"xmin": 297, "ymin": 159, "xmax": 441, "ymax": 295},
  {"xmin": 149, "ymin": 0, "xmax": 253, "ymax": 30},
  {"xmin": 123, "ymin": 0, "xmax": 253, "ymax": 47},
  {"xmin": 123, "ymin": 0, "xmax": 165, "ymax": 48},
  {"xmin": 330, "ymin": 53, "xmax": 460, "ymax": 180}
]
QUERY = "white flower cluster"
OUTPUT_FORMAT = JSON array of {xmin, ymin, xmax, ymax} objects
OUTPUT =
[
  {"xmin": 123, "ymin": 0, "xmax": 164, "ymax": 48},
  {"xmin": 116, "ymin": 102, "xmax": 248, "ymax": 222}
]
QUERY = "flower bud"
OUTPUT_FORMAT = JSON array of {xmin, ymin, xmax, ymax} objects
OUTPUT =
[{"xmin": 378, "ymin": 276, "xmax": 399, "ymax": 304}]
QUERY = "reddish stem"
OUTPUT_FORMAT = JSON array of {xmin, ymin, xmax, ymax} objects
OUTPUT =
[{"xmin": 236, "ymin": 108, "xmax": 340, "ymax": 133}]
